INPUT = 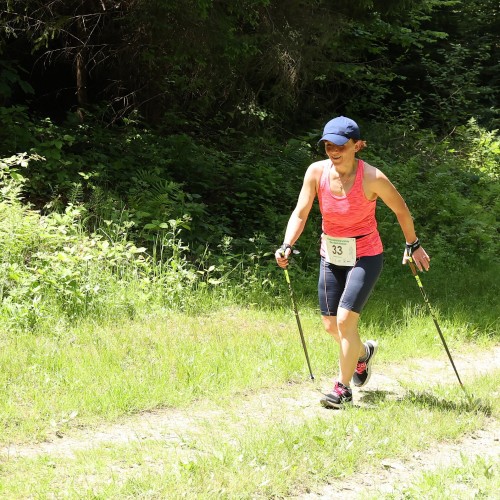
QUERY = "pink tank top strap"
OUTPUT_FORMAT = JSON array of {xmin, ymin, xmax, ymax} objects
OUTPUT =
[
  {"xmin": 352, "ymin": 159, "xmax": 364, "ymax": 193},
  {"xmin": 319, "ymin": 161, "xmax": 330, "ymax": 191}
]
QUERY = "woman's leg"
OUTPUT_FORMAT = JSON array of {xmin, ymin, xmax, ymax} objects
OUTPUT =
[
  {"xmin": 321, "ymin": 315, "xmax": 340, "ymax": 343},
  {"xmin": 321, "ymin": 314, "xmax": 366, "ymax": 360},
  {"xmin": 336, "ymin": 254, "xmax": 383, "ymax": 386},
  {"xmin": 319, "ymin": 254, "xmax": 383, "ymax": 386},
  {"xmin": 319, "ymin": 255, "xmax": 383, "ymax": 408},
  {"xmin": 336, "ymin": 307, "xmax": 362, "ymax": 386},
  {"xmin": 319, "ymin": 256, "xmax": 366, "ymax": 384}
]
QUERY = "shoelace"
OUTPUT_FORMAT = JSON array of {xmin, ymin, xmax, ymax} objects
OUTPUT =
[
  {"xmin": 355, "ymin": 361, "xmax": 367, "ymax": 374},
  {"xmin": 334, "ymin": 383, "xmax": 350, "ymax": 396}
]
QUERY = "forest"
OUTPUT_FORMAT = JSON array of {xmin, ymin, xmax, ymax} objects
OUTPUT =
[
  {"xmin": 1, "ymin": 2, "xmax": 499, "ymax": 497},
  {"xmin": 0, "ymin": 0, "xmax": 499, "ymax": 326}
]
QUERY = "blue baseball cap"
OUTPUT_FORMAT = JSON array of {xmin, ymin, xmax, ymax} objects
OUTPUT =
[{"xmin": 319, "ymin": 116, "xmax": 361, "ymax": 145}]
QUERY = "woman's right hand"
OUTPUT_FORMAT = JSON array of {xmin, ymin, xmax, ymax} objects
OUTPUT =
[{"xmin": 275, "ymin": 244, "xmax": 292, "ymax": 268}]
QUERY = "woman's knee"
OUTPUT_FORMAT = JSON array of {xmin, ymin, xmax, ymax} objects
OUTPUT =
[
  {"xmin": 321, "ymin": 315, "xmax": 339, "ymax": 339},
  {"xmin": 336, "ymin": 308, "xmax": 360, "ymax": 337}
]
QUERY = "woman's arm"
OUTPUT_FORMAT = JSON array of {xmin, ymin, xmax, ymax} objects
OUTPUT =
[
  {"xmin": 275, "ymin": 163, "xmax": 320, "ymax": 267},
  {"xmin": 369, "ymin": 167, "xmax": 430, "ymax": 271}
]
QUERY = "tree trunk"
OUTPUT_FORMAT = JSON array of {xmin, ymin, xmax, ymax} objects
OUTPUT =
[{"xmin": 76, "ymin": 48, "xmax": 88, "ymax": 116}]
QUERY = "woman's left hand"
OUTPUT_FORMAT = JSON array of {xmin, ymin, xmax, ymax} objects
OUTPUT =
[{"xmin": 403, "ymin": 246, "xmax": 430, "ymax": 271}]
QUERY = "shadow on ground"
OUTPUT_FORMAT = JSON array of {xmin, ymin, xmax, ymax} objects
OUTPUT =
[
  {"xmin": 359, "ymin": 388, "xmax": 492, "ymax": 415},
  {"xmin": 404, "ymin": 390, "xmax": 492, "ymax": 416},
  {"xmin": 355, "ymin": 387, "xmax": 492, "ymax": 416}
]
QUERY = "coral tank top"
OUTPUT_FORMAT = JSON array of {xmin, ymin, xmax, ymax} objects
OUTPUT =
[{"xmin": 318, "ymin": 159, "xmax": 383, "ymax": 258}]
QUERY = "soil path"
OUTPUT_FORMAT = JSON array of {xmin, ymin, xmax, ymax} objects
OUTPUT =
[{"xmin": 2, "ymin": 347, "xmax": 499, "ymax": 498}]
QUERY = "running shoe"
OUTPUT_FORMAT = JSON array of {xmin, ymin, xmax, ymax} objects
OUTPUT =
[
  {"xmin": 320, "ymin": 381, "xmax": 353, "ymax": 409},
  {"xmin": 352, "ymin": 340, "xmax": 378, "ymax": 387}
]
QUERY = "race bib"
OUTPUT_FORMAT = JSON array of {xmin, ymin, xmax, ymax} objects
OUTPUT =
[{"xmin": 324, "ymin": 236, "xmax": 356, "ymax": 266}]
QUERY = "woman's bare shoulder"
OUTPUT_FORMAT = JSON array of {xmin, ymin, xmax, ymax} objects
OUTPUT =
[
  {"xmin": 306, "ymin": 159, "xmax": 328, "ymax": 177},
  {"xmin": 362, "ymin": 160, "xmax": 388, "ymax": 182}
]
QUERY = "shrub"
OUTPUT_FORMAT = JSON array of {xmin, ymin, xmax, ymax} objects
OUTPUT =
[{"xmin": 363, "ymin": 119, "xmax": 499, "ymax": 266}]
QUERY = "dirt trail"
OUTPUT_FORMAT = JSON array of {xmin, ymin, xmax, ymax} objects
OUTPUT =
[
  {"xmin": 2, "ymin": 347, "xmax": 499, "ymax": 497},
  {"xmin": 298, "ymin": 423, "xmax": 499, "ymax": 499}
]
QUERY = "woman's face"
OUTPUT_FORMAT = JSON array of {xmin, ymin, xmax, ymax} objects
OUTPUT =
[{"xmin": 324, "ymin": 139, "xmax": 357, "ymax": 166}]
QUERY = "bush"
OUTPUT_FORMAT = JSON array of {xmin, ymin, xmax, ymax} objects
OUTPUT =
[
  {"xmin": 0, "ymin": 153, "xmax": 288, "ymax": 331},
  {"xmin": 2, "ymin": 107, "xmax": 498, "ymax": 308},
  {"xmin": 362, "ymin": 119, "xmax": 499, "ymax": 266}
]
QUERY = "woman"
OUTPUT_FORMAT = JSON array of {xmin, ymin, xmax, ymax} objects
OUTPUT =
[{"xmin": 275, "ymin": 116, "xmax": 430, "ymax": 409}]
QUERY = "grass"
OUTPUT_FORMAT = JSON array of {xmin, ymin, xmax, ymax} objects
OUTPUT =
[
  {"xmin": 1, "ymin": 263, "xmax": 498, "ymax": 443},
  {"xmin": 0, "ymin": 307, "xmax": 328, "ymax": 442},
  {"xmin": 1, "ymin": 296, "xmax": 496, "ymax": 445},
  {"xmin": 0, "ymin": 292, "xmax": 499, "ymax": 497},
  {"xmin": 1, "ymin": 369, "xmax": 497, "ymax": 498},
  {"xmin": 0, "ymin": 242, "xmax": 498, "ymax": 497},
  {"xmin": 384, "ymin": 455, "xmax": 500, "ymax": 499}
]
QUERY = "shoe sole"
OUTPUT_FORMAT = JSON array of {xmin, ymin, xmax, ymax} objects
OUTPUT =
[
  {"xmin": 320, "ymin": 398, "xmax": 352, "ymax": 409},
  {"xmin": 353, "ymin": 339, "xmax": 378, "ymax": 388}
]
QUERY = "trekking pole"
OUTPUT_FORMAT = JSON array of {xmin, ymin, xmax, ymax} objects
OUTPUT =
[
  {"xmin": 283, "ymin": 267, "xmax": 315, "ymax": 380},
  {"xmin": 407, "ymin": 256, "xmax": 471, "ymax": 402}
]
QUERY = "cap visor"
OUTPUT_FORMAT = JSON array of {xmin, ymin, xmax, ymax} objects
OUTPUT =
[{"xmin": 319, "ymin": 134, "xmax": 350, "ymax": 146}]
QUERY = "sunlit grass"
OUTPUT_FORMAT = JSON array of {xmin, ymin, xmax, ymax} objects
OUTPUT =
[
  {"xmin": 0, "ymin": 228, "xmax": 498, "ymax": 497},
  {"xmin": 390, "ymin": 454, "xmax": 500, "ymax": 499},
  {"xmin": 1, "ymin": 287, "xmax": 497, "ymax": 444},
  {"xmin": 0, "ymin": 307, "xmax": 328, "ymax": 442},
  {"xmin": 1, "ymin": 371, "xmax": 497, "ymax": 499}
]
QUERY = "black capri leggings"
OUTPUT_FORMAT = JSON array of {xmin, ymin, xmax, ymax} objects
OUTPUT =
[{"xmin": 318, "ymin": 253, "xmax": 384, "ymax": 316}]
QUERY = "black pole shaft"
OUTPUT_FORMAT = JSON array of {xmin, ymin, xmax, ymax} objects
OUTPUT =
[
  {"xmin": 407, "ymin": 257, "xmax": 471, "ymax": 401},
  {"xmin": 284, "ymin": 268, "xmax": 314, "ymax": 380}
]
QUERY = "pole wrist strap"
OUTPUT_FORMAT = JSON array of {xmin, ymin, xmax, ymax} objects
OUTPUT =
[{"xmin": 405, "ymin": 238, "xmax": 421, "ymax": 256}]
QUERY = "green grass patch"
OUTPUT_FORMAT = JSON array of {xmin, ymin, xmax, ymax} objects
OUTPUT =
[
  {"xmin": 1, "ymin": 371, "xmax": 497, "ymax": 498},
  {"xmin": 1, "ymin": 294, "xmax": 498, "ymax": 444},
  {"xmin": 392, "ymin": 455, "xmax": 500, "ymax": 499},
  {"xmin": 0, "ymin": 308, "xmax": 329, "ymax": 442}
]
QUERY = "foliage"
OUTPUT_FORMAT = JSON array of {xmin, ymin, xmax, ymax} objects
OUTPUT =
[
  {"xmin": 0, "ymin": 0, "xmax": 498, "ymax": 328},
  {"xmin": 2, "ymin": 0, "xmax": 496, "ymax": 132},
  {"xmin": 0, "ymin": 104, "xmax": 315, "ymax": 249},
  {"xmin": 1, "ymin": 0, "xmax": 139, "ymax": 112},
  {"xmin": 362, "ymin": 119, "xmax": 499, "ymax": 266},
  {"xmin": 0, "ymin": 200, "xmax": 149, "ymax": 330},
  {"xmin": 0, "ymin": 155, "xmax": 167, "ymax": 329},
  {"xmin": 0, "ymin": 156, "xmax": 285, "ymax": 331},
  {"xmin": 2, "ymin": 102, "xmax": 499, "ymax": 272},
  {"xmin": 0, "ymin": 60, "xmax": 34, "ymax": 104},
  {"xmin": 387, "ymin": 0, "xmax": 500, "ymax": 131}
]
